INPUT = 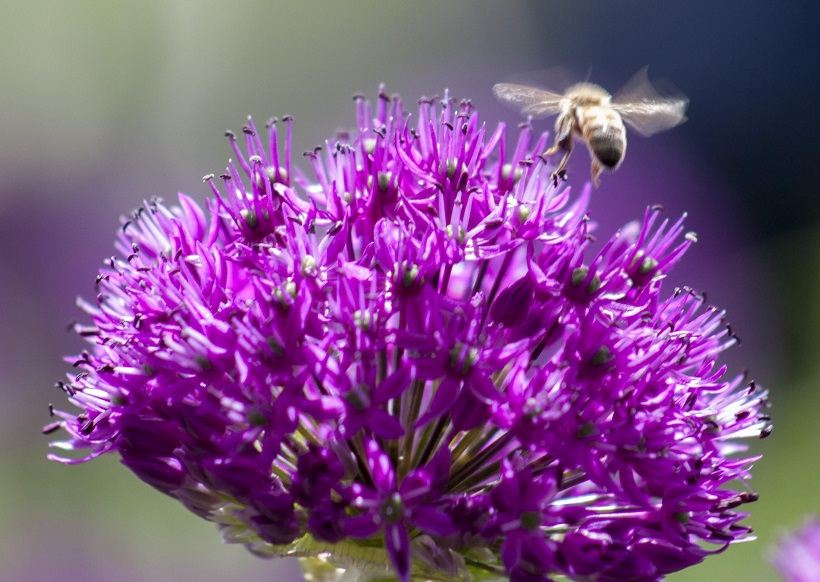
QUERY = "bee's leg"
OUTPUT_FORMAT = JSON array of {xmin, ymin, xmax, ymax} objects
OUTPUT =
[
  {"xmin": 555, "ymin": 115, "xmax": 574, "ymax": 144},
  {"xmin": 544, "ymin": 115, "xmax": 573, "ymax": 157},
  {"xmin": 550, "ymin": 137, "xmax": 573, "ymax": 186},
  {"xmin": 544, "ymin": 139, "xmax": 561, "ymax": 157},
  {"xmin": 554, "ymin": 142, "xmax": 572, "ymax": 174},
  {"xmin": 591, "ymin": 160, "xmax": 602, "ymax": 188},
  {"xmin": 545, "ymin": 116, "xmax": 575, "ymax": 186}
]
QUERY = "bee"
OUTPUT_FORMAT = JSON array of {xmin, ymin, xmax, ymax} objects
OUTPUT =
[{"xmin": 493, "ymin": 68, "xmax": 688, "ymax": 186}]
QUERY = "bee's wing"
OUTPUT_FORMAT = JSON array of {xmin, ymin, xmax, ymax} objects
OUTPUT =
[
  {"xmin": 492, "ymin": 83, "xmax": 563, "ymax": 119},
  {"xmin": 612, "ymin": 67, "xmax": 689, "ymax": 137},
  {"xmin": 614, "ymin": 99, "xmax": 689, "ymax": 137}
]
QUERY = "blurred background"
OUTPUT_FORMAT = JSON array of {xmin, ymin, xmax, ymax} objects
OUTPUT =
[{"xmin": 1, "ymin": 1, "xmax": 818, "ymax": 580}]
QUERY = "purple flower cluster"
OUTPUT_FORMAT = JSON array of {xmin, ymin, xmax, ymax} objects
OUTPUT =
[
  {"xmin": 46, "ymin": 88, "xmax": 770, "ymax": 581},
  {"xmin": 771, "ymin": 518, "xmax": 820, "ymax": 582}
]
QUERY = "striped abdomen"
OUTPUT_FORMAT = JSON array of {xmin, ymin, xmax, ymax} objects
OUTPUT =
[{"xmin": 577, "ymin": 105, "xmax": 627, "ymax": 169}]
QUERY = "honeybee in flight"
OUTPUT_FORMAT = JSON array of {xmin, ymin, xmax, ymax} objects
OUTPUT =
[{"xmin": 493, "ymin": 68, "xmax": 688, "ymax": 187}]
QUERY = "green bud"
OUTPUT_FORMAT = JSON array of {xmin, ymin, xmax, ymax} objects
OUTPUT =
[
  {"xmin": 381, "ymin": 493, "xmax": 405, "ymax": 524},
  {"xmin": 301, "ymin": 255, "xmax": 317, "ymax": 277},
  {"xmin": 266, "ymin": 165, "xmax": 288, "ymax": 185},
  {"xmin": 571, "ymin": 267, "xmax": 589, "ymax": 287},
  {"xmin": 240, "ymin": 209, "xmax": 258, "ymax": 229},
  {"xmin": 521, "ymin": 511, "xmax": 542, "ymax": 530},
  {"xmin": 266, "ymin": 337, "xmax": 284, "ymax": 357},
  {"xmin": 591, "ymin": 346, "xmax": 614, "ymax": 367},
  {"xmin": 377, "ymin": 172, "xmax": 391, "ymax": 193},
  {"xmin": 448, "ymin": 343, "xmax": 479, "ymax": 375},
  {"xmin": 586, "ymin": 274, "xmax": 602, "ymax": 295},
  {"xmin": 577, "ymin": 422, "xmax": 596, "ymax": 438},
  {"xmin": 402, "ymin": 264, "xmax": 420, "ymax": 288},
  {"xmin": 672, "ymin": 512, "xmax": 690, "ymax": 525},
  {"xmin": 446, "ymin": 159, "xmax": 458, "ymax": 179},
  {"xmin": 344, "ymin": 384, "xmax": 371, "ymax": 411},
  {"xmin": 354, "ymin": 309, "xmax": 372, "ymax": 330},
  {"xmin": 248, "ymin": 408, "xmax": 268, "ymax": 427},
  {"xmin": 638, "ymin": 257, "xmax": 659, "ymax": 275},
  {"xmin": 501, "ymin": 163, "xmax": 523, "ymax": 183},
  {"xmin": 195, "ymin": 356, "xmax": 212, "ymax": 371}
]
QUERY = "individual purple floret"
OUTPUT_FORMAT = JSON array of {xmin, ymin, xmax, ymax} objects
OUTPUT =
[
  {"xmin": 46, "ymin": 87, "xmax": 771, "ymax": 581},
  {"xmin": 771, "ymin": 518, "xmax": 820, "ymax": 582}
]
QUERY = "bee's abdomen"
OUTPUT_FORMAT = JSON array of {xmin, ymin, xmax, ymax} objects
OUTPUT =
[
  {"xmin": 579, "ymin": 106, "xmax": 626, "ymax": 169},
  {"xmin": 588, "ymin": 129, "xmax": 625, "ymax": 168}
]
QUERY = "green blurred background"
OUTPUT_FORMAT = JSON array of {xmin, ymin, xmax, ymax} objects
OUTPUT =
[{"xmin": 1, "ymin": 2, "xmax": 817, "ymax": 580}]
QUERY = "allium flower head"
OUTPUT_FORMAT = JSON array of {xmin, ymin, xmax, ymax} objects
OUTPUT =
[
  {"xmin": 46, "ymin": 86, "xmax": 771, "ymax": 581},
  {"xmin": 771, "ymin": 518, "xmax": 820, "ymax": 582}
]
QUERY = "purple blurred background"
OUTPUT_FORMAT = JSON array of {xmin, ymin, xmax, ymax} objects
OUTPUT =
[{"xmin": 1, "ymin": 2, "xmax": 817, "ymax": 580}]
